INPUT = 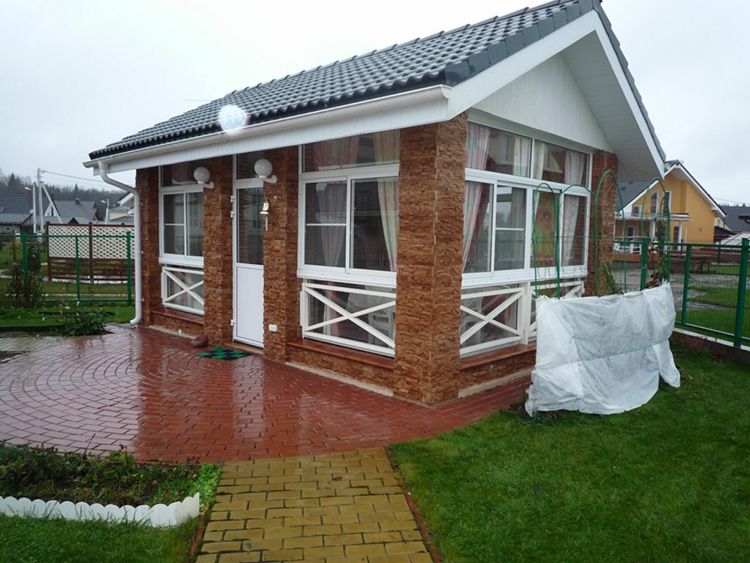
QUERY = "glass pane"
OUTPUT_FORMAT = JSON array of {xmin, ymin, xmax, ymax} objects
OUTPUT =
[
  {"xmin": 463, "ymin": 182, "xmax": 492, "ymax": 273},
  {"xmin": 467, "ymin": 123, "xmax": 531, "ymax": 176},
  {"xmin": 461, "ymin": 291, "xmax": 519, "ymax": 348},
  {"xmin": 186, "ymin": 192, "xmax": 204, "ymax": 257},
  {"xmin": 237, "ymin": 188, "xmax": 264, "ymax": 264},
  {"xmin": 236, "ymin": 151, "xmax": 270, "ymax": 179},
  {"xmin": 533, "ymin": 191, "xmax": 558, "ymax": 268},
  {"xmin": 163, "ymin": 193, "xmax": 184, "ymax": 225},
  {"xmin": 305, "ymin": 226, "xmax": 346, "ymax": 267},
  {"xmin": 562, "ymin": 195, "xmax": 586, "ymax": 266},
  {"xmin": 163, "ymin": 225, "xmax": 184, "ymax": 255},
  {"xmin": 532, "ymin": 142, "xmax": 588, "ymax": 186},
  {"xmin": 305, "ymin": 182, "xmax": 347, "ymax": 224},
  {"xmin": 495, "ymin": 187, "xmax": 526, "ymax": 229},
  {"xmin": 166, "ymin": 269, "xmax": 204, "ymax": 312},
  {"xmin": 303, "ymin": 131, "xmax": 399, "ymax": 172},
  {"xmin": 161, "ymin": 160, "xmax": 209, "ymax": 187},
  {"xmin": 352, "ymin": 178, "xmax": 398, "ymax": 272},
  {"xmin": 494, "ymin": 230, "xmax": 525, "ymax": 270}
]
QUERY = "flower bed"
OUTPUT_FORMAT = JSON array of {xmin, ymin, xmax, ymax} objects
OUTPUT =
[{"xmin": 0, "ymin": 444, "xmax": 219, "ymax": 528}]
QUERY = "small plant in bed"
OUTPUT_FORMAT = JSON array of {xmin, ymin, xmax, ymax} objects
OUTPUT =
[{"xmin": 0, "ymin": 443, "xmax": 220, "ymax": 508}]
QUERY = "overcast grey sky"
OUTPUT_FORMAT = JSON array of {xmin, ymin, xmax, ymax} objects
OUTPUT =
[{"xmin": 0, "ymin": 0, "xmax": 747, "ymax": 203}]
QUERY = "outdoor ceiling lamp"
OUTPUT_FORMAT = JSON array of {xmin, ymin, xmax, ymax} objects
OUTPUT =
[
  {"xmin": 254, "ymin": 159, "xmax": 277, "ymax": 184},
  {"xmin": 193, "ymin": 166, "xmax": 214, "ymax": 190}
]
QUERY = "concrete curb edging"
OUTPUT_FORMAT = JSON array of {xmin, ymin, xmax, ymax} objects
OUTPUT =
[{"xmin": 0, "ymin": 493, "xmax": 200, "ymax": 528}]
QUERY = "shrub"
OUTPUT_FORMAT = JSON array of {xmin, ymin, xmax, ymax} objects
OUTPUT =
[{"xmin": 58, "ymin": 303, "xmax": 106, "ymax": 336}]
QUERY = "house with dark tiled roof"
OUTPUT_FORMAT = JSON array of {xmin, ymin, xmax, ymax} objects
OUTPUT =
[
  {"xmin": 0, "ymin": 194, "xmax": 32, "ymax": 236},
  {"xmin": 85, "ymin": 0, "xmax": 668, "ymax": 403},
  {"xmin": 44, "ymin": 197, "xmax": 100, "ymax": 225},
  {"xmin": 615, "ymin": 160, "xmax": 725, "ymax": 250}
]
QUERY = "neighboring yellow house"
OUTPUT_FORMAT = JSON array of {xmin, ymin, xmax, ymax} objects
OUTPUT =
[{"xmin": 616, "ymin": 160, "xmax": 725, "ymax": 248}]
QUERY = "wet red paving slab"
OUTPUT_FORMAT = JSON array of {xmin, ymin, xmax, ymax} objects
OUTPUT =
[{"xmin": 0, "ymin": 327, "xmax": 530, "ymax": 462}]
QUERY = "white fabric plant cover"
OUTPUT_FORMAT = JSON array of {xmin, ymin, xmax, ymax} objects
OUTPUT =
[{"xmin": 525, "ymin": 284, "xmax": 680, "ymax": 416}]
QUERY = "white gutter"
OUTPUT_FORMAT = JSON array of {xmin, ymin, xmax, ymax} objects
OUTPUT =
[
  {"xmin": 97, "ymin": 162, "xmax": 142, "ymax": 325},
  {"xmin": 83, "ymin": 85, "xmax": 451, "ymax": 173}
]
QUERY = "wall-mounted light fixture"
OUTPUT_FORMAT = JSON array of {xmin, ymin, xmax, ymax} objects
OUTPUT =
[
  {"xmin": 193, "ymin": 166, "xmax": 214, "ymax": 190},
  {"xmin": 254, "ymin": 159, "xmax": 277, "ymax": 184}
]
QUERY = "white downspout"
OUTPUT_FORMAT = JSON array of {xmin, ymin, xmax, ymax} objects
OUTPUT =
[{"xmin": 98, "ymin": 162, "xmax": 142, "ymax": 325}]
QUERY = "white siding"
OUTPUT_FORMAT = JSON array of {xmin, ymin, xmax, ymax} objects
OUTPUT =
[{"xmin": 473, "ymin": 54, "xmax": 611, "ymax": 151}]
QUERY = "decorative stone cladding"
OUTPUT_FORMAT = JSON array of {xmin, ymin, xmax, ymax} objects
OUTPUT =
[
  {"xmin": 136, "ymin": 167, "xmax": 160, "ymax": 327},
  {"xmin": 202, "ymin": 156, "xmax": 234, "ymax": 344},
  {"xmin": 393, "ymin": 113, "xmax": 468, "ymax": 403},
  {"xmin": 261, "ymin": 146, "xmax": 300, "ymax": 361},
  {"xmin": 586, "ymin": 151, "xmax": 619, "ymax": 296}
]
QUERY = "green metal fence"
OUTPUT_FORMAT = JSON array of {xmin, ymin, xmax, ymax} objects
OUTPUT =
[
  {"xmin": 0, "ymin": 231, "xmax": 134, "ymax": 306},
  {"xmin": 615, "ymin": 238, "xmax": 749, "ymax": 348}
]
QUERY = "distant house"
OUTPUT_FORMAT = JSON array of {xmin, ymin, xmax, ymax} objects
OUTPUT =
[
  {"xmin": 0, "ymin": 194, "xmax": 32, "ymax": 237},
  {"xmin": 44, "ymin": 197, "xmax": 100, "ymax": 225},
  {"xmin": 721, "ymin": 206, "xmax": 750, "ymax": 246},
  {"xmin": 616, "ymin": 160, "xmax": 725, "ymax": 247}
]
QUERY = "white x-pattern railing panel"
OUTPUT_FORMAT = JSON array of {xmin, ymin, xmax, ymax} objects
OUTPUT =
[
  {"xmin": 301, "ymin": 280, "xmax": 396, "ymax": 357},
  {"xmin": 460, "ymin": 285, "xmax": 525, "ymax": 357},
  {"xmin": 161, "ymin": 266, "xmax": 205, "ymax": 316},
  {"xmin": 528, "ymin": 278, "xmax": 585, "ymax": 338}
]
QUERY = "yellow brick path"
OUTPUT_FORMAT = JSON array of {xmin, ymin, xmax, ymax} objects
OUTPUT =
[{"xmin": 197, "ymin": 447, "xmax": 432, "ymax": 562}]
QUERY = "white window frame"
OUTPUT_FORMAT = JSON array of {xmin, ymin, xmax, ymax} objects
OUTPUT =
[
  {"xmin": 297, "ymin": 157, "xmax": 399, "ymax": 286},
  {"xmin": 462, "ymin": 120, "xmax": 592, "ymax": 289},
  {"xmin": 158, "ymin": 170, "xmax": 205, "ymax": 268}
]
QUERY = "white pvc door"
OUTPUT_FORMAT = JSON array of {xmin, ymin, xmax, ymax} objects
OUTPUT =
[{"xmin": 234, "ymin": 182, "xmax": 264, "ymax": 347}]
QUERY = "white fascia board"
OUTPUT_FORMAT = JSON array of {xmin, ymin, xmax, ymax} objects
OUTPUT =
[
  {"xmin": 448, "ymin": 10, "xmax": 664, "ymax": 177},
  {"xmin": 86, "ymin": 86, "xmax": 451, "ymax": 174}
]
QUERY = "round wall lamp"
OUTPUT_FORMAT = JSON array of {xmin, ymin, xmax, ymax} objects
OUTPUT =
[
  {"xmin": 254, "ymin": 159, "xmax": 277, "ymax": 184},
  {"xmin": 193, "ymin": 166, "xmax": 214, "ymax": 190}
]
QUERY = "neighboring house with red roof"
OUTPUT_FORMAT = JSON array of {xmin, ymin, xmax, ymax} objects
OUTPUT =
[{"xmin": 84, "ymin": 0, "xmax": 668, "ymax": 403}]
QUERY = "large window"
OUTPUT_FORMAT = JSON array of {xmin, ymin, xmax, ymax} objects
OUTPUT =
[
  {"xmin": 467, "ymin": 123, "xmax": 590, "ymax": 187},
  {"xmin": 160, "ymin": 166, "xmax": 204, "ymax": 264},
  {"xmin": 302, "ymin": 178, "xmax": 399, "ymax": 274},
  {"xmin": 464, "ymin": 122, "xmax": 590, "ymax": 282},
  {"xmin": 299, "ymin": 131, "xmax": 399, "ymax": 282}
]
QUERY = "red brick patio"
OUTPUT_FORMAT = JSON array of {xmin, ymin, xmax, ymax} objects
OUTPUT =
[{"xmin": 0, "ymin": 327, "xmax": 529, "ymax": 462}]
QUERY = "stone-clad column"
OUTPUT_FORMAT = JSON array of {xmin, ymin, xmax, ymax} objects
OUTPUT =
[
  {"xmin": 262, "ymin": 146, "xmax": 300, "ymax": 361},
  {"xmin": 202, "ymin": 156, "xmax": 234, "ymax": 344},
  {"xmin": 135, "ymin": 167, "xmax": 160, "ymax": 326},
  {"xmin": 394, "ymin": 113, "xmax": 467, "ymax": 403},
  {"xmin": 586, "ymin": 150, "xmax": 619, "ymax": 296}
]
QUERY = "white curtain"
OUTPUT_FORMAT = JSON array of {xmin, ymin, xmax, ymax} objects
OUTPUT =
[
  {"xmin": 377, "ymin": 180, "xmax": 398, "ymax": 271},
  {"xmin": 564, "ymin": 151, "xmax": 587, "ymax": 185},
  {"xmin": 315, "ymin": 183, "xmax": 346, "ymax": 267},
  {"xmin": 464, "ymin": 124, "xmax": 491, "ymax": 271},
  {"xmin": 562, "ymin": 195, "xmax": 582, "ymax": 266},
  {"xmin": 463, "ymin": 182, "xmax": 484, "ymax": 269},
  {"xmin": 532, "ymin": 141, "xmax": 547, "ymax": 180},
  {"xmin": 513, "ymin": 136, "xmax": 531, "ymax": 177},
  {"xmin": 374, "ymin": 131, "xmax": 399, "ymax": 271},
  {"xmin": 467, "ymin": 123, "xmax": 491, "ymax": 169}
]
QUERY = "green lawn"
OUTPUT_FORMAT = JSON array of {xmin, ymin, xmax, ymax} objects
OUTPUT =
[
  {"xmin": 0, "ymin": 517, "xmax": 196, "ymax": 563},
  {"xmin": 0, "ymin": 277, "xmax": 132, "ymax": 300},
  {"xmin": 392, "ymin": 346, "xmax": 750, "ymax": 562}
]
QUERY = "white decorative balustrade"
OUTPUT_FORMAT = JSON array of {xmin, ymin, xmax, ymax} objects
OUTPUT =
[
  {"xmin": 161, "ymin": 266, "xmax": 205, "ymax": 315},
  {"xmin": 460, "ymin": 278, "xmax": 585, "ymax": 357},
  {"xmin": 301, "ymin": 280, "xmax": 396, "ymax": 357}
]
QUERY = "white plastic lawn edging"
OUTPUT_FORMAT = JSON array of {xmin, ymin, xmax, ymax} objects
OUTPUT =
[{"xmin": 0, "ymin": 493, "xmax": 200, "ymax": 528}]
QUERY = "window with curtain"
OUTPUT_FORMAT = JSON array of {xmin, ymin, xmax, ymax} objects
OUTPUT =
[
  {"xmin": 532, "ymin": 142, "xmax": 589, "ymax": 186},
  {"xmin": 562, "ymin": 194, "xmax": 586, "ymax": 266},
  {"xmin": 303, "ymin": 131, "xmax": 399, "ymax": 172},
  {"xmin": 161, "ymin": 190, "xmax": 204, "ymax": 259},
  {"xmin": 463, "ymin": 182, "xmax": 492, "ymax": 273},
  {"xmin": 303, "ymin": 178, "xmax": 399, "ymax": 272},
  {"xmin": 466, "ymin": 123, "xmax": 531, "ymax": 176}
]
